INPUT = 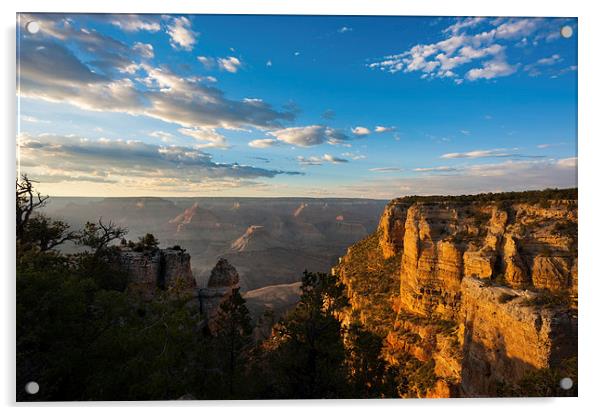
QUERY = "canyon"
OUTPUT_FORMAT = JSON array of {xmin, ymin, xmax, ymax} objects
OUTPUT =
[{"xmin": 47, "ymin": 191, "xmax": 578, "ymax": 397}]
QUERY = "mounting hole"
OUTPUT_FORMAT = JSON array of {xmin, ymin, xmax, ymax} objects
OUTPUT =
[
  {"xmin": 25, "ymin": 381, "xmax": 39, "ymax": 395},
  {"xmin": 561, "ymin": 26, "xmax": 573, "ymax": 39},
  {"xmin": 559, "ymin": 377, "xmax": 573, "ymax": 390},
  {"xmin": 26, "ymin": 21, "xmax": 40, "ymax": 34}
]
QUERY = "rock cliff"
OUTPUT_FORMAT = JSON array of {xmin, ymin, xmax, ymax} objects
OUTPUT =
[
  {"xmin": 118, "ymin": 247, "xmax": 195, "ymax": 296},
  {"xmin": 198, "ymin": 258, "xmax": 241, "ymax": 331},
  {"xmin": 334, "ymin": 189, "xmax": 577, "ymax": 397}
]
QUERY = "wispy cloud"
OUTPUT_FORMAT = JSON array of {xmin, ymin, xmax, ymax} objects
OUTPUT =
[
  {"xmin": 414, "ymin": 166, "xmax": 458, "ymax": 172},
  {"xmin": 296, "ymin": 154, "xmax": 349, "ymax": 165},
  {"xmin": 524, "ymin": 54, "xmax": 563, "ymax": 76},
  {"xmin": 440, "ymin": 148, "xmax": 542, "ymax": 159},
  {"xmin": 338, "ymin": 26, "xmax": 353, "ymax": 34},
  {"xmin": 369, "ymin": 167, "xmax": 403, "ymax": 173},
  {"xmin": 340, "ymin": 158, "xmax": 577, "ymax": 199},
  {"xmin": 248, "ymin": 138, "xmax": 279, "ymax": 148},
  {"xmin": 178, "ymin": 127, "xmax": 230, "ymax": 149},
  {"xmin": 374, "ymin": 126, "xmax": 395, "ymax": 133}
]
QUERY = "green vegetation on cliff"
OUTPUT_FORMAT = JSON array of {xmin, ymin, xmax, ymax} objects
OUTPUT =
[{"xmin": 393, "ymin": 187, "xmax": 577, "ymax": 205}]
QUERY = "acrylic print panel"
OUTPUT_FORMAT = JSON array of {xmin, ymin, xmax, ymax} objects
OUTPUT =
[{"xmin": 16, "ymin": 13, "xmax": 577, "ymax": 400}]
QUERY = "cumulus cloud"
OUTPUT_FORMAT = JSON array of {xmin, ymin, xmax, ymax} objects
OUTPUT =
[
  {"xmin": 248, "ymin": 139, "xmax": 279, "ymax": 148},
  {"xmin": 166, "ymin": 16, "xmax": 197, "ymax": 51},
  {"xmin": 268, "ymin": 125, "xmax": 349, "ymax": 147},
  {"xmin": 110, "ymin": 14, "xmax": 161, "ymax": 32},
  {"xmin": 368, "ymin": 17, "xmax": 563, "ymax": 82},
  {"xmin": 218, "ymin": 56, "xmax": 242, "ymax": 73},
  {"xmin": 352, "ymin": 126, "xmax": 371, "ymax": 136},
  {"xmin": 296, "ymin": 154, "xmax": 349, "ymax": 165},
  {"xmin": 465, "ymin": 58, "xmax": 517, "ymax": 80}
]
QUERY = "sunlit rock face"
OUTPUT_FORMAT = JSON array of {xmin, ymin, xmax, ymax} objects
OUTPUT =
[{"xmin": 335, "ymin": 194, "xmax": 577, "ymax": 397}]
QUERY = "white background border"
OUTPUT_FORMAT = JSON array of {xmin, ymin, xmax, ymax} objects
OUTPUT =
[{"xmin": 2, "ymin": 1, "xmax": 600, "ymax": 413}]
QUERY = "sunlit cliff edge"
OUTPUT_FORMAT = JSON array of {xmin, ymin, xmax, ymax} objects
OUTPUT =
[{"xmin": 333, "ymin": 189, "xmax": 578, "ymax": 397}]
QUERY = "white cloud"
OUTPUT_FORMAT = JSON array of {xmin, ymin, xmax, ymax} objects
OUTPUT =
[
  {"xmin": 414, "ymin": 166, "xmax": 458, "ymax": 172},
  {"xmin": 20, "ymin": 115, "xmax": 48, "ymax": 123},
  {"xmin": 248, "ymin": 138, "xmax": 279, "ymax": 148},
  {"xmin": 440, "ymin": 148, "xmax": 534, "ymax": 159},
  {"xmin": 342, "ymin": 152, "xmax": 366, "ymax": 160},
  {"xmin": 197, "ymin": 56, "xmax": 214, "ymax": 69},
  {"xmin": 166, "ymin": 16, "xmax": 197, "ymax": 51},
  {"xmin": 178, "ymin": 127, "xmax": 230, "ymax": 149},
  {"xmin": 557, "ymin": 157, "xmax": 577, "ymax": 168},
  {"xmin": 132, "ymin": 42, "xmax": 154, "ymax": 59},
  {"xmin": 110, "ymin": 15, "xmax": 161, "ymax": 32},
  {"xmin": 524, "ymin": 54, "xmax": 564, "ymax": 76},
  {"xmin": 297, "ymin": 154, "xmax": 349, "ymax": 165},
  {"xmin": 218, "ymin": 56, "xmax": 242, "ymax": 73},
  {"xmin": 369, "ymin": 167, "xmax": 403, "ymax": 172},
  {"xmin": 374, "ymin": 126, "xmax": 394, "ymax": 133},
  {"xmin": 268, "ymin": 125, "xmax": 349, "ymax": 147},
  {"xmin": 352, "ymin": 126, "xmax": 371, "ymax": 136},
  {"xmin": 444, "ymin": 17, "xmax": 485, "ymax": 34},
  {"xmin": 338, "ymin": 26, "xmax": 353, "ymax": 33},
  {"xmin": 149, "ymin": 131, "xmax": 174, "ymax": 142},
  {"xmin": 465, "ymin": 58, "xmax": 517, "ymax": 80},
  {"xmin": 266, "ymin": 60, "xmax": 273, "ymax": 67},
  {"xmin": 369, "ymin": 17, "xmax": 555, "ymax": 82},
  {"xmin": 18, "ymin": 34, "xmax": 295, "ymax": 132}
]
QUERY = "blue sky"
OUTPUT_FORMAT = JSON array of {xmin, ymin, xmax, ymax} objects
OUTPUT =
[{"xmin": 17, "ymin": 14, "xmax": 577, "ymax": 198}]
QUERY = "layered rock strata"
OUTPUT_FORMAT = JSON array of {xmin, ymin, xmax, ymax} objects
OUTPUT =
[
  {"xmin": 335, "ymin": 193, "xmax": 577, "ymax": 397},
  {"xmin": 118, "ymin": 247, "xmax": 195, "ymax": 295}
]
